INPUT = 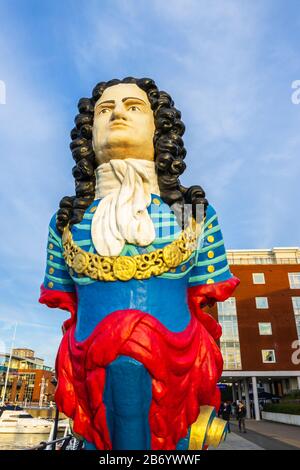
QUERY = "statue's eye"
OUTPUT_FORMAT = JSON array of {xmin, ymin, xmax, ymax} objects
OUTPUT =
[
  {"xmin": 128, "ymin": 105, "xmax": 140, "ymax": 112},
  {"xmin": 99, "ymin": 108, "xmax": 110, "ymax": 114}
]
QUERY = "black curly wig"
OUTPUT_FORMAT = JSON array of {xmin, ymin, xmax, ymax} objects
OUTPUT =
[{"xmin": 56, "ymin": 77, "xmax": 208, "ymax": 233}]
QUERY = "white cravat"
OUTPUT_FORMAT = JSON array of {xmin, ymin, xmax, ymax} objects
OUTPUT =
[{"xmin": 91, "ymin": 158, "xmax": 160, "ymax": 256}]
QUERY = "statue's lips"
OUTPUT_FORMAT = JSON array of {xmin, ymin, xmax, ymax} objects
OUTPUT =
[{"xmin": 109, "ymin": 121, "xmax": 129, "ymax": 129}]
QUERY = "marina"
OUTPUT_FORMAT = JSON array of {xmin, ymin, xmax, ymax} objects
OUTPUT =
[
  {"xmin": 0, "ymin": 405, "xmax": 70, "ymax": 450},
  {"xmin": 0, "ymin": 432, "xmax": 50, "ymax": 450}
]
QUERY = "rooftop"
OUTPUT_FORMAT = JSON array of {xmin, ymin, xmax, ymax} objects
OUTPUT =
[{"xmin": 227, "ymin": 247, "xmax": 300, "ymax": 265}]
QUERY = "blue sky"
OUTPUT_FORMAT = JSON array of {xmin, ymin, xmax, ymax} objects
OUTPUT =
[{"xmin": 0, "ymin": 0, "xmax": 299, "ymax": 366}]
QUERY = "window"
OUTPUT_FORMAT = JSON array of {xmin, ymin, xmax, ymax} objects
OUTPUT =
[
  {"xmin": 292, "ymin": 297, "xmax": 300, "ymax": 339},
  {"xmin": 262, "ymin": 349, "xmax": 276, "ymax": 363},
  {"xmin": 217, "ymin": 298, "xmax": 241, "ymax": 370},
  {"xmin": 258, "ymin": 322, "xmax": 272, "ymax": 335},
  {"xmin": 289, "ymin": 273, "xmax": 300, "ymax": 289},
  {"xmin": 255, "ymin": 297, "xmax": 268, "ymax": 309},
  {"xmin": 253, "ymin": 257, "xmax": 272, "ymax": 265},
  {"xmin": 220, "ymin": 342, "xmax": 242, "ymax": 370},
  {"xmin": 292, "ymin": 297, "xmax": 300, "ymax": 314},
  {"xmin": 252, "ymin": 273, "xmax": 265, "ymax": 284},
  {"xmin": 217, "ymin": 297, "xmax": 237, "ymax": 316}
]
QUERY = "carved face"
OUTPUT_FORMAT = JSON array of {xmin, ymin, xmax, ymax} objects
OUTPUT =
[{"xmin": 92, "ymin": 83, "xmax": 155, "ymax": 165}]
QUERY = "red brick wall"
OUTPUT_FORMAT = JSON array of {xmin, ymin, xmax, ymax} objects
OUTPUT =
[
  {"xmin": 17, "ymin": 369, "xmax": 55, "ymax": 402},
  {"xmin": 207, "ymin": 264, "xmax": 300, "ymax": 371}
]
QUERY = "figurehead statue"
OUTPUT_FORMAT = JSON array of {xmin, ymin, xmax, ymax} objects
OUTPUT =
[{"xmin": 39, "ymin": 77, "xmax": 239, "ymax": 450}]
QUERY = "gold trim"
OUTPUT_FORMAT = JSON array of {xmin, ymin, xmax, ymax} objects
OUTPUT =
[
  {"xmin": 205, "ymin": 417, "xmax": 227, "ymax": 448},
  {"xmin": 62, "ymin": 219, "xmax": 202, "ymax": 282},
  {"xmin": 189, "ymin": 406, "xmax": 214, "ymax": 450},
  {"xmin": 189, "ymin": 405, "xmax": 228, "ymax": 449}
]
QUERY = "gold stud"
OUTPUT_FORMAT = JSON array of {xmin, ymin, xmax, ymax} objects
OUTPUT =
[
  {"xmin": 90, "ymin": 206, "xmax": 97, "ymax": 213},
  {"xmin": 207, "ymin": 265, "xmax": 215, "ymax": 273},
  {"xmin": 181, "ymin": 265, "xmax": 187, "ymax": 272},
  {"xmin": 48, "ymin": 282, "xmax": 54, "ymax": 288},
  {"xmin": 208, "ymin": 224, "xmax": 213, "ymax": 229},
  {"xmin": 49, "ymin": 255, "xmax": 54, "ymax": 260},
  {"xmin": 208, "ymin": 250, "xmax": 214, "ymax": 259},
  {"xmin": 49, "ymin": 267, "xmax": 55, "ymax": 275},
  {"xmin": 170, "ymin": 268, "xmax": 176, "ymax": 273},
  {"xmin": 49, "ymin": 243, "xmax": 54, "ymax": 250},
  {"xmin": 153, "ymin": 198, "xmax": 161, "ymax": 206},
  {"xmin": 207, "ymin": 235, "xmax": 214, "ymax": 243},
  {"xmin": 207, "ymin": 279, "xmax": 214, "ymax": 284}
]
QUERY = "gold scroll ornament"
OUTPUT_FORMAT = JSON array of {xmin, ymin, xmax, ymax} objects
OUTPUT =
[
  {"xmin": 189, "ymin": 405, "xmax": 228, "ymax": 449},
  {"xmin": 62, "ymin": 218, "xmax": 202, "ymax": 282}
]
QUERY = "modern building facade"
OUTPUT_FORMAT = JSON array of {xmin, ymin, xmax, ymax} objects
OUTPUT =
[
  {"xmin": 0, "ymin": 348, "xmax": 55, "ymax": 405},
  {"xmin": 207, "ymin": 247, "xmax": 300, "ymax": 420}
]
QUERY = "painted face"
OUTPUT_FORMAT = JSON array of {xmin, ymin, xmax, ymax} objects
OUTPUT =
[{"xmin": 92, "ymin": 83, "xmax": 155, "ymax": 164}]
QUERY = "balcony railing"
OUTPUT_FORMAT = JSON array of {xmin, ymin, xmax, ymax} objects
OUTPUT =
[{"xmin": 228, "ymin": 258, "xmax": 300, "ymax": 265}]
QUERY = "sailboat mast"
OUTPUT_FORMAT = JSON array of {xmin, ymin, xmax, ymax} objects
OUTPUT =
[{"xmin": 0, "ymin": 323, "xmax": 17, "ymax": 406}]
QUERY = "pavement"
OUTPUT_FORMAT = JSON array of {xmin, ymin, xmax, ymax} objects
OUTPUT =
[
  {"xmin": 211, "ymin": 419, "xmax": 300, "ymax": 450},
  {"xmin": 212, "ymin": 431, "xmax": 263, "ymax": 450}
]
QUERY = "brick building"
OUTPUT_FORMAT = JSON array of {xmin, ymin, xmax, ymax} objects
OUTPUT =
[
  {"xmin": 207, "ymin": 247, "xmax": 300, "ymax": 420},
  {"xmin": 0, "ymin": 348, "xmax": 55, "ymax": 405}
]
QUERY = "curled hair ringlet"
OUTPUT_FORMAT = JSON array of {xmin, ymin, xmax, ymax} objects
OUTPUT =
[{"xmin": 56, "ymin": 77, "xmax": 208, "ymax": 233}]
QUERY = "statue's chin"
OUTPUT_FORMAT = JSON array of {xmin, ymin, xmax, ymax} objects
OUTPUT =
[{"xmin": 95, "ymin": 142, "xmax": 154, "ymax": 164}]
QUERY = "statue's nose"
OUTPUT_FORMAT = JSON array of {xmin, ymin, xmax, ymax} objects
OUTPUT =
[{"xmin": 111, "ymin": 104, "xmax": 127, "ymax": 121}]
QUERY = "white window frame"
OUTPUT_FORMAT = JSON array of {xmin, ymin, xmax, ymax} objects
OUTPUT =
[
  {"xmin": 252, "ymin": 273, "xmax": 265, "ymax": 284},
  {"xmin": 262, "ymin": 349, "xmax": 276, "ymax": 363},
  {"xmin": 258, "ymin": 322, "xmax": 272, "ymax": 335},
  {"xmin": 255, "ymin": 297, "xmax": 269, "ymax": 309},
  {"xmin": 288, "ymin": 273, "xmax": 300, "ymax": 289}
]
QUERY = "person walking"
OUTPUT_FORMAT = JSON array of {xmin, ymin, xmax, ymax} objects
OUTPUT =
[
  {"xmin": 231, "ymin": 401, "xmax": 237, "ymax": 420},
  {"xmin": 222, "ymin": 401, "xmax": 232, "ymax": 433},
  {"xmin": 237, "ymin": 400, "xmax": 247, "ymax": 433},
  {"xmin": 218, "ymin": 402, "xmax": 224, "ymax": 417}
]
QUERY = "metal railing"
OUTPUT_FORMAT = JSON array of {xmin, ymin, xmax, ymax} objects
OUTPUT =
[
  {"xmin": 228, "ymin": 258, "xmax": 300, "ymax": 265},
  {"xmin": 23, "ymin": 434, "xmax": 84, "ymax": 451}
]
